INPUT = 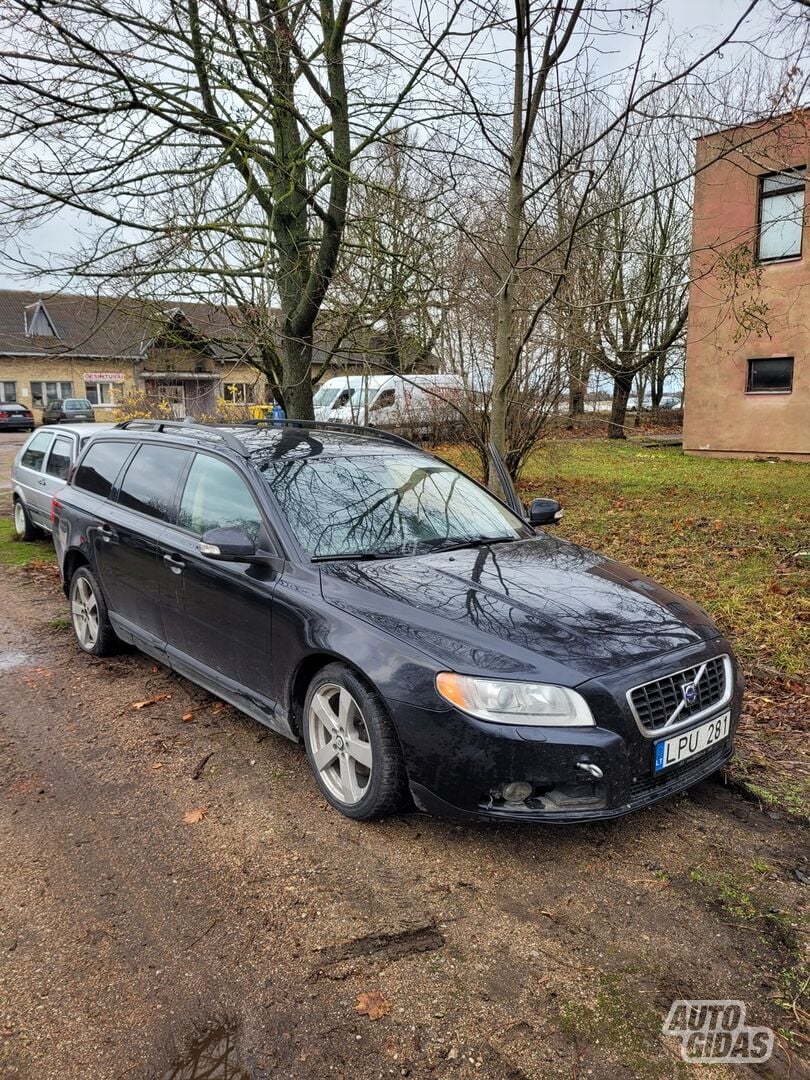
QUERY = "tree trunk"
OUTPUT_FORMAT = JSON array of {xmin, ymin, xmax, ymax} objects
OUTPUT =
[
  {"xmin": 282, "ymin": 331, "xmax": 315, "ymax": 420},
  {"xmin": 608, "ymin": 372, "xmax": 633, "ymax": 439},
  {"xmin": 490, "ymin": 5, "xmax": 526, "ymax": 494}
]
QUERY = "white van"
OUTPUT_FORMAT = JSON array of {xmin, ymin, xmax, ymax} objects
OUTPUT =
[
  {"xmin": 313, "ymin": 373, "xmax": 464, "ymax": 427},
  {"xmin": 312, "ymin": 375, "xmax": 369, "ymax": 420}
]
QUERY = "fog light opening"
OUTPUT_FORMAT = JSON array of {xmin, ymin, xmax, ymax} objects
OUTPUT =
[{"xmin": 501, "ymin": 781, "xmax": 533, "ymax": 804}]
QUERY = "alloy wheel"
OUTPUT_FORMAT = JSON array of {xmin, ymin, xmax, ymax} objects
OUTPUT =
[
  {"xmin": 71, "ymin": 575, "xmax": 100, "ymax": 650},
  {"xmin": 307, "ymin": 683, "xmax": 373, "ymax": 805}
]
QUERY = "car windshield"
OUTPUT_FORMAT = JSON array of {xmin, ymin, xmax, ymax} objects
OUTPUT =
[
  {"xmin": 261, "ymin": 451, "xmax": 529, "ymax": 558},
  {"xmin": 312, "ymin": 386, "xmax": 343, "ymax": 408},
  {"xmin": 66, "ymin": 399, "xmax": 91, "ymax": 409}
]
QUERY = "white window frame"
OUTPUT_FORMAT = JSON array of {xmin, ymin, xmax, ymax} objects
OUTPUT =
[
  {"xmin": 85, "ymin": 380, "xmax": 124, "ymax": 406},
  {"xmin": 31, "ymin": 380, "xmax": 73, "ymax": 407},
  {"xmin": 757, "ymin": 168, "xmax": 806, "ymax": 263},
  {"xmin": 0, "ymin": 381, "xmax": 17, "ymax": 403}
]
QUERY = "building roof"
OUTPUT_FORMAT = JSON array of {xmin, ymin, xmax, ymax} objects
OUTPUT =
[
  {"xmin": 0, "ymin": 289, "xmax": 260, "ymax": 361},
  {"xmin": 0, "ymin": 287, "xmax": 442, "ymax": 374}
]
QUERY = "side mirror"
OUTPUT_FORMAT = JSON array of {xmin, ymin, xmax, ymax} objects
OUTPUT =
[
  {"xmin": 199, "ymin": 526, "xmax": 257, "ymax": 561},
  {"xmin": 528, "ymin": 498, "xmax": 563, "ymax": 527}
]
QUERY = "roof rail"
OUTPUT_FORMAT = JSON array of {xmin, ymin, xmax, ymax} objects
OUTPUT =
[
  {"xmin": 243, "ymin": 417, "xmax": 422, "ymax": 451},
  {"xmin": 114, "ymin": 417, "xmax": 423, "ymax": 455},
  {"xmin": 113, "ymin": 418, "xmax": 249, "ymax": 455}
]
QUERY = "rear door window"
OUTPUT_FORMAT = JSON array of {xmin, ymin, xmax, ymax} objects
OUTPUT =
[
  {"xmin": 44, "ymin": 435, "xmax": 74, "ymax": 480},
  {"xmin": 116, "ymin": 443, "xmax": 192, "ymax": 522},
  {"xmin": 74, "ymin": 441, "xmax": 134, "ymax": 499},
  {"xmin": 20, "ymin": 430, "xmax": 54, "ymax": 471},
  {"xmin": 178, "ymin": 454, "xmax": 263, "ymax": 542}
]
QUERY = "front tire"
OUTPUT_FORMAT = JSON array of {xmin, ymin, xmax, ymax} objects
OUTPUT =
[
  {"xmin": 13, "ymin": 499, "xmax": 39, "ymax": 541},
  {"xmin": 69, "ymin": 567, "xmax": 118, "ymax": 656},
  {"xmin": 303, "ymin": 663, "xmax": 409, "ymax": 820}
]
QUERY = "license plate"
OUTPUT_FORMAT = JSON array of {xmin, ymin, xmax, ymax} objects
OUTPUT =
[{"xmin": 653, "ymin": 711, "xmax": 731, "ymax": 773}]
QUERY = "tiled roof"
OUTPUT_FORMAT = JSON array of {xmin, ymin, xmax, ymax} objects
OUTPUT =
[{"xmin": 0, "ymin": 289, "xmax": 259, "ymax": 360}]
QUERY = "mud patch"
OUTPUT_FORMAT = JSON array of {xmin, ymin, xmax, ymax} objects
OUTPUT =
[
  {"xmin": 163, "ymin": 1023, "xmax": 248, "ymax": 1079},
  {"xmin": 0, "ymin": 648, "xmax": 29, "ymax": 672},
  {"xmin": 311, "ymin": 922, "xmax": 445, "ymax": 980}
]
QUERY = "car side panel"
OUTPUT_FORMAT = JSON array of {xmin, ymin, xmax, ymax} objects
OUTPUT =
[
  {"xmin": 14, "ymin": 430, "xmax": 56, "ymax": 529},
  {"xmin": 88, "ymin": 501, "xmax": 167, "ymax": 641}
]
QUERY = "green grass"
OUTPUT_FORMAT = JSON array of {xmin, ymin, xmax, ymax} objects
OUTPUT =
[
  {"xmin": 0, "ymin": 517, "xmax": 56, "ymax": 568},
  {"xmin": 517, "ymin": 441, "xmax": 810, "ymax": 676}
]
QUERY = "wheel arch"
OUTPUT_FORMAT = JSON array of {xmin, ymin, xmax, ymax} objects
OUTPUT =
[
  {"xmin": 288, "ymin": 652, "xmax": 388, "ymax": 741},
  {"xmin": 61, "ymin": 548, "xmax": 90, "ymax": 596}
]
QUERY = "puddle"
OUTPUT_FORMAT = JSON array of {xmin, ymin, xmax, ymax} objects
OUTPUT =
[
  {"xmin": 163, "ymin": 1025, "xmax": 249, "ymax": 1079},
  {"xmin": 0, "ymin": 648, "xmax": 30, "ymax": 673}
]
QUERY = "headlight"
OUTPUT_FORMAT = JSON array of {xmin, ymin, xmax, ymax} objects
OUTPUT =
[{"xmin": 435, "ymin": 672, "xmax": 595, "ymax": 726}]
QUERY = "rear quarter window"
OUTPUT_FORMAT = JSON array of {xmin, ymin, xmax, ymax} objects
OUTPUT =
[
  {"xmin": 45, "ymin": 435, "xmax": 74, "ymax": 479},
  {"xmin": 74, "ymin": 441, "xmax": 134, "ymax": 499}
]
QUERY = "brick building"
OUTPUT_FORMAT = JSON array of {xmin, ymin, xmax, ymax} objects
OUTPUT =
[
  {"xmin": 683, "ymin": 109, "xmax": 809, "ymax": 461},
  {"xmin": 0, "ymin": 290, "xmax": 377, "ymax": 421}
]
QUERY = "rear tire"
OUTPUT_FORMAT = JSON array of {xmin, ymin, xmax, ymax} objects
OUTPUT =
[
  {"xmin": 303, "ymin": 663, "xmax": 409, "ymax": 820},
  {"xmin": 13, "ymin": 499, "xmax": 39, "ymax": 541},
  {"xmin": 69, "ymin": 567, "xmax": 118, "ymax": 656}
]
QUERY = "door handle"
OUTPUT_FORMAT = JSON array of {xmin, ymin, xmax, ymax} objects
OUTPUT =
[
  {"xmin": 163, "ymin": 553, "xmax": 185, "ymax": 574},
  {"xmin": 37, "ymin": 478, "xmax": 47, "ymax": 486},
  {"xmin": 97, "ymin": 523, "xmax": 116, "ymax": 544}
]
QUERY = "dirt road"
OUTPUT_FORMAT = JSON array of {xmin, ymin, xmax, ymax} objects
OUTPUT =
[{"xmin": 0, "ymin": 549, "xmax": 807, "ymax": 1078}]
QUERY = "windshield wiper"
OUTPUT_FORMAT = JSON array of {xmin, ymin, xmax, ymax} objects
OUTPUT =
[
  {"xmin": 311, "ymin": 550, "xmax": 405, "ymax": 562},
  {"xmin": 419, "ymin": 535, "xmax": 521, "ymax": 554}
]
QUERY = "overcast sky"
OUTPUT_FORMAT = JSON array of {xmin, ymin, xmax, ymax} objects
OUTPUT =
[{"xmin": 0, "ymin": 0, "xmax": 788, "ymax": 294}]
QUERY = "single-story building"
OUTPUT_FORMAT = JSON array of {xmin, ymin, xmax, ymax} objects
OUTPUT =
[{"xmin": 0, "ymin": 289, "xmax": 383, "ymax": 421}]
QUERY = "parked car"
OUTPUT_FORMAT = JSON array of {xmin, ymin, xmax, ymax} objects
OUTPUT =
[
  {"xmin": 12, "ymin": 423, "xmax": 114, "ymax": 539},
  {"xmin": 0, "ymin": 402, "xmax": 35, "ymax": 432},
  {"xmin": 51, "ymin": 419, "xmax": 741, "ymax": 823},
  {"xmin": 41, "ymin": 397, "xmax": 96, "ymax": 424}
]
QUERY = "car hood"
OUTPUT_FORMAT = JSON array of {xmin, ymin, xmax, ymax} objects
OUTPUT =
[{"xmin": 319, "ymin": 535, "xmax": 721, "ymax": 684}]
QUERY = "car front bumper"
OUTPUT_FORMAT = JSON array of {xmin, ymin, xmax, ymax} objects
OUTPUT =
[{"xmin": 392, "ymin": 639, "xmax": 743, "ymax": 823}]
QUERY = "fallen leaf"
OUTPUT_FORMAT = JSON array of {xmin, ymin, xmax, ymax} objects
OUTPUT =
[
  {"xmin": 151, "ymin": 762, "xmax": 164, "ymax": 770},
  {"xmin": 183, "ymin": 807, "xmax": 207, "ymax": 824},
  {"xmin": 182, "ymin": 712, "xmax": 194, "ymax": 722},
  {"xmin": 131, "ymin": 694, "xmax": 171, "ymax": 710},
  {"xmin": 355, "ymin": 991, "xmax": 391, "ymax": 1021}
]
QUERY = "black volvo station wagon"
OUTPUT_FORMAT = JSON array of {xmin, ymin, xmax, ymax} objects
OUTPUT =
[{"xmin": 52, "ymin": 420, "xmax": 742, "ymax": 822}]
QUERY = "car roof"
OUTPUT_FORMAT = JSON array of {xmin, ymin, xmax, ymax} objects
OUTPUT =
[
  {"xmin": 4, "ymin": 402, "xmax": 29, "ymax": 409},
  {"xmin": 93, "ymin": 422, "xmax": 421, "ymax": 464},
  {"xmin": 39, "ymin": 422, "xmax": 115, "ymax": 436}
]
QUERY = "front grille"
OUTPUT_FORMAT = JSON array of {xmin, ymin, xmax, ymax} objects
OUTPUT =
[
  {"xmin": 628, "ymin": 655, "xmax": 728, "ymax": 733},
  {"xmin": 629, "ymin": 742, "xmax": 731, "ymax": 806}
]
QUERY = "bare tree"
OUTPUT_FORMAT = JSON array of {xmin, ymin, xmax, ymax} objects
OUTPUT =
[
  {"xmin": 430, "ymin": 0, "xmax": 806, "ymax": 481},
  {"xmin": 0, "ymin": 0, "xmax": 463, "ymax": 417}
]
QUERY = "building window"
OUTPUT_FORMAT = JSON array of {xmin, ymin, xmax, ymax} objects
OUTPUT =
[
  {"xmin": 23, "ymin": 299, "xmax": 60, "ymax": 338},
  {"xmin": 757, "ymin": 168, "xmax": 805, "ymax": 262},
  {"xmin": 0, "ymin": 381, "xmax": 17, "ymax": 402},
  {"xmin": 746, "ymin": 357, "xmax": 794, "ymax": 393},
  {"xmin": 85, "ymin": 381, "xmax": 124, "ymax": 406},
  {"xmin": 223, "ymin": 381, "xmax": 257, "ymax": 403},
  {"xmin": 30, "ymin": 381, "xmax": 72, "ymax": 407}
]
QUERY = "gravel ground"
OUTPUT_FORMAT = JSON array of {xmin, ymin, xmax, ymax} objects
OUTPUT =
[{"xmin": 0, "ymin": 431, "xmax": 807, "ymax": 1079}]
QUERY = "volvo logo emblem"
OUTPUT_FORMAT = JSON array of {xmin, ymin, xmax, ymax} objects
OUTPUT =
[{"xmin": 682, "ymin": 682, "xmax": 699, "ymax": 706}]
